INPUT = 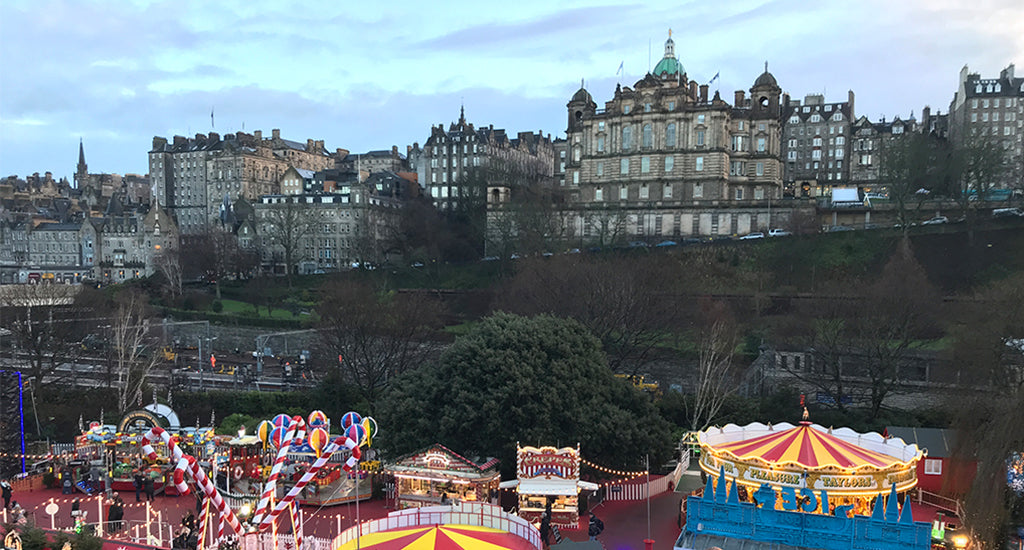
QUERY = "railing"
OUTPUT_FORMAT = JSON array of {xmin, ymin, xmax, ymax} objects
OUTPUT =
[
  {"xmin": 915, "ymin": 487, "xmax": 963, "ymax": 517},
  {"xmin": 333, "ymin": 502, "xmax": 540, "ymax": 550},
  {"xmin": 239, "ymin": 533, "xmax": 334, "ymax": 550}
]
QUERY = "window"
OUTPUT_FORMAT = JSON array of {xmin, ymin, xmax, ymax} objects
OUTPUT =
[
  {"xmin": 789, "ymin": 115, "xmax": 800, "ymax": 124},
  {"xmin": 573, "ymin": 171, "xmax": 580, "ymax": 185},
  {"xmin": 971, "ymin": 99, "xmax": 978, "ymax": 108},
  {"xmin": 667, "ymin": 101, "xmax": 675, "ymax": 111},
  {"xmin": 832, "ymin": 112, "xmax": 843, "ymax": 121},
  {"xmin": 788, "ymin": 151, "xmax": 797, "ymax": 160},
  {"xmin": 894, "ymin": 125, "xmax": 904, "ymax": 134},
  {"xmin": 731, "ymin": 135, "xmax": 745, "ymax": 151},
  {"xmin": 640, "ymin": 184, "xmax": 649, "ymax": 198},
  {"xmin": 836, "ymin": 148, "xmax": 844, "ymax": 158},
  {"xmin": 697, "ymin": 130, "xmax": 705, "ymax": 146},
  {"xmin": 664, "ymin": 183, "xmax": 673, "ymax": 199},
  {"xmin": 812, "ymin": 150, "xmax": 822, "ymax": 159},
  {"xmin": 756, "ymin": 162, "xmax": 764, "ymax": 176},
  {"xmin": 971, "ymin": 113, "xmax": 978, "ymax": 122},
  {"xmin": 738, "ymin": 121, "xmax": 745, "ymax": 131},
  {"xmin": 620, "ymin": 158, "xmax": 629, "ymax": 174},
  {"xmin": 620, "ymin": 186, "xmax": 628, "ymax": 200},
  {"xmin": 813, "ymin": 137, "xmax": 822, "ymax": 147},
  {"xmin": 810, "ymin": 114, "xmax": 821, "ymax": 123},
  {"xmin": 994, "ymin": 98, "xmax": 1000, "ymax": 108},
  {"xmin": 757, "ymin": 138, "xmax": 766, "ymax": 152},
  {"xmin": 595, "ymin": 187, "xmax": 603, "ymax": 201},
  {"xmin": 623, "ymin": 105, "xmax": 631, "ymax": 114},
  {"xmin": 641, "ymin": 157, "xmax": 650, "ymax": 173},
  {"xmin": 697, "ymin": 114, "xmax": 706, "ymax": 124},
  {"xmin": 993, "ymin": 112, "xmax": 1000, "ymax": 122},
  {"xmin": 788, "ymin": 139, "xmax": 797, "ymax": 148},
  {"xmin": 597, "ymin": 136, "xmax": 605, "ymax": 152},
  {"xmin": 574, "ymin": 147, "xmax": 581, "ymax": 161},
  {"xmin": 622, "ymin": 126, "xmax": 633, "ymax": 150},
  {"xmin": 693, "ymin": 183, "xmax": 703, "ymax": 198},
  {"xmin": 734, "ymin": 187, "xmax": 744, "ymax": 200},
  {"xmin": 596, "ymin": 162, "xmax": 604, "ymax": 176},
  {"xmin": 666, "ymin": 124, "xmax": 677, "ymax": 147},
  {"xmin": 644, "ymin": 103, "xmax": 652, "ymax": 112},
  {"xmin": 758, "ymin": 123, "xmax": 765, "ymax": 132},
  {"xmin": 983, "ymin": 99, "xmax": 989, "ymax": 108},
  {"xmin": 696, "ymin": 157, "xmax": 704, "ymax": 171},
  {"xmin": 730, "ymin": 161, "xmax": 745, "ymax": 176},
  {"xmin": 664, "ymin": 156, "xmax": 674, "ymax": 172},
  {"xmin": 836, "ymin": 136, "xmax": 845, "ymax": 145},
  {"xmin": 643, "ymin": 124, "xmax": 653, "ymax": 148},
  {"xmin": 924, "ymin": 459, "xmax": 942, "ymax": 475},
  {"xmin": 754, "ymin": 187, "xmax": 764, "ymax": 200}
]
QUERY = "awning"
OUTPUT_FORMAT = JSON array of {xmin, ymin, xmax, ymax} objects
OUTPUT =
[
  {"xmin": 498, "ymin": 480, "xmax": 519, "ymax": 489},
  {"xmin": 516, "ymin": 479, "xmax": 579, "ymax": 496},
  {"xmin": 577, "ymin": 481, "xmax": 599, "ymax": 492}
]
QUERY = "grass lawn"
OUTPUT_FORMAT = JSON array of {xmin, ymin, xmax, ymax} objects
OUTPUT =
[{"xmin": 217, "ymin": 299, "xmax": 310, "ymax": 320}]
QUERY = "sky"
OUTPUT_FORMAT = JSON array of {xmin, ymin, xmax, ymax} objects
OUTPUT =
[{"xmin": 1, "ymin": 0, "xmax": 1023, "ymax": 181}]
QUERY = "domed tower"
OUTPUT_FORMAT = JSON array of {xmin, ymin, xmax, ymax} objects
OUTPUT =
[
  {"xmin": 652, "ymin": 30, "xmax": 684, "ymax": 81},
  {"xmin": 751, "ymin": 61, "xmax": 781, "ymax": 117},
  {"xmin": 567, "ymin": 81, "xmax": 596, "ymax": 133}
]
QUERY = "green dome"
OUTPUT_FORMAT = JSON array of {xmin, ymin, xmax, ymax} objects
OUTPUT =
[{"xmin": 653, "ymin": 56, "xmax": 683, "ymax": 78}]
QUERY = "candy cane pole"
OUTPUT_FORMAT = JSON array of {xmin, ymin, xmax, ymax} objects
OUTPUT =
[
  {"xmin": 256, "ymin": 436, "xmax": 360, "ymax": 531},
  {"xmin": 252, "ymin": 416, "xmax": 306, "ymax": 525},
  {"xmin": 197, "ymin": 495, "xmax": 210, "ymax": 550}
]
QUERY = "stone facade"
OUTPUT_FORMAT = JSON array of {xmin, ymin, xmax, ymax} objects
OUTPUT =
[
  {"xmin": 848, "ymin": 115, "xmax": 917, "ymax": 189},
  {"xmin": 419, "ymin": 107, "xmax": 554, "ymax": 210},
  {"xmin": 557, "ymin": 33, "xmax": 787, "ymax": 242},
  {"xmin": 337, "ymin": 147, "xmax": 408, "ymax": 175},
  {"xmin": 781, "ymin": 92, "xmax": 855, "ymax": 197},
  {"xmin": 149, "ymin": 129, "xmax": 336, "ymax": 234},
  {"xmin": 949, "ymin": 64, "xmax": 1024, "ymax": 188}
]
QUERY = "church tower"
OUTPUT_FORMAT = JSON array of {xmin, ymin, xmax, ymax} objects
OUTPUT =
[{"xmin": 75, "ymin": 138, "xmax": 88, "ymax": 188}]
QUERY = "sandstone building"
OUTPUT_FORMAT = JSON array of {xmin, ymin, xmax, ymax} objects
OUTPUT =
[{"xmin": 949, "ymin": 64, "xmax": 1024, "ymax": 188}]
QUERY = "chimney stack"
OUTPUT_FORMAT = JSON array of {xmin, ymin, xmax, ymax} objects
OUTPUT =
[
  {"xmin": 689, "ymin": 81, "xmax": 698, "ymax": 100},
  {"xmin": 254, "ymin": 130, "xmax": 262, "ymax": 140},
  {"xmin": 272, "ymin": 129, "xmax": 281, "ymax": 140},
  {"xmin": 735, "ymin": 90, "xmax": 746, "ymax": 107},
  {"xmin": 699, "ymin": 85, "xmax": 709, "ymax": 103}
]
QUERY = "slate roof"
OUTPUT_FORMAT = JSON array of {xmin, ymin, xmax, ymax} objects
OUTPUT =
[{"xmin": 885, "ymin": 426, "xmax": 955, "ymax": 459}]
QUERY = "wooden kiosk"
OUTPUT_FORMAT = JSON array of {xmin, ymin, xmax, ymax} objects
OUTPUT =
[
  {"xmin": 385, "ymin": 443, "xmax": 501, "ymax": 509},
  {"xmin": 499, "ymin": 444, "xmax": 598, "ymax": 528}
]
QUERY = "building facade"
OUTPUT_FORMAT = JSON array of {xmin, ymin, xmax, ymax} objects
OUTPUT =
[
  {"xmin": 149, "ymin": 129, "xmax": 337, "ymax": 234},
  {"xmin": 949, "ymin": 64, "xmax": 1024, "ymax": 188},
  {"xmin": 781, "ymin": 92, "xmax": 855, "ymax": 197},
  {"xmin": 418, "ymin": 107, "xmax": 555, "ymax": 210},
  {"xmin": 848, "ymin": 115, "xmax": 917, "ymax": 189},
  {"xmin": 558, "ymin": 33, "xmax": 787, "ymax": 241}
]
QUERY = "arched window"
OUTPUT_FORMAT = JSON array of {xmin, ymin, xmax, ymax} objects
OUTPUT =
[
  {"xmin": 622, "ymin": 126, "xmax": 633, "ymax": 151},
  {"xmin": 642, "ymin": 124, "xmax": 652, "ymax": 148},
  {"xmin": 666, "ymin": 124, "xmax": 676, "ymax": 147}
]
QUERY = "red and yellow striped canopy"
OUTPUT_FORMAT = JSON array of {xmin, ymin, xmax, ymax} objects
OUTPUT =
[
  {"xmin": 711, "ymin": 423, "xmax": 900, "ymax": 470},
  {"xmin": 336, "ymin": 525, "xmax": 535, "ymax": 550}
]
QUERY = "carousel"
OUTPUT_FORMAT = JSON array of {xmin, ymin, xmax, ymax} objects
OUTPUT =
[{"xmin": 697, "ymin": 420, "xmax": 924, "ymax": 514}]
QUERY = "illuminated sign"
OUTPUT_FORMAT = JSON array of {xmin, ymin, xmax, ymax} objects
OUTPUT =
[
  {"xmin": 423, "ymin": 451, "xmax": 451, "ymax": 469},
  {"xmin": 117, "ymin": 410, "xmax": 161, "ymax": 434},
  {"xmin": 744, "ymin": 467, "xmax": 801, "ymax": 486},
  {"xmin": 817, "ymin": 475, "xmax": 875, "ymax": 489},
  {"xmin": 886, "ymin": 468, "xmax": 915, "ymax": 486}
]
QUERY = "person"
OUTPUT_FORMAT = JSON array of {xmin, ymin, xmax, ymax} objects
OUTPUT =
[
  {"xmin": 71, "ymin": 497, "xmax": 81, "ymax": 520},
  {"xmin": 440, "ymin": 493, "xmax": 449, "ymax": 505},
  {"xmin": 182, "ymin": 511, "xmax": 196, "ymax": 531},
  {"xmin": 145, "ymin": 476, "xmax": 155, "ymax": 501},
  {"xmin": 588, "ymin": 513, "xmax": 603, "ymax": 541},
  {"xmin": 1, "ymin": 480, "xmax": 11, "ymax": 509},
  {"xmin": 133, "ymin": 471, "xmax": 144, "ymax": 502},
  {"xmin": 12, "ymin": 502, "xmax": 26, "ymax": 525}
]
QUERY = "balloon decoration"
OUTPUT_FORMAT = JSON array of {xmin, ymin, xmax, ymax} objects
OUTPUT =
[
  {"xmin": 257, "ymin": 420, "xmax": 272, "ymax": 447},
  {"xmin": 308, "ymin": 427, "xmax": 329, "ymax": 458},
  {"xmin": 361, "ymin": 417, "xmax": 378, "ymax": 447},
  {"xmin": 307, "ymin": 410, "xmax": 328, "ymax": 429},
  {"xmin": 270, "ymin": 426, "xmax": 288, "ymax": 449},
  {"xmin": 340, "ymin": 411, "xmax": 362, "ymax": 430},
  {"xmin": 345, "ymin": 424, "xmax": 366, "ymax": 447},
  {"xmin": 272, "ymin": 414, "xmax": 291, "ymax": 429}
]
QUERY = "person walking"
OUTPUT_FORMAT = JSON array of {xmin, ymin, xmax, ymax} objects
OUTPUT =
[
  {"xmin": 144, "ymin": 476, "xmax": 155, "ymax": 501},
  {"xmin": 1, "ymin": 480, "xmax": 12, "ymax": 509},
  {"xmin": 133, "ymin": 471, "xmax": 144, "ymax": 502},
  {"xmin": 588, "ymin": 513, "xmax": 604, "ymax": 541}
]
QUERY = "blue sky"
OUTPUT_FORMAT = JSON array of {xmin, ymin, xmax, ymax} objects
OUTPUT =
[{"xmin": 1, "ymin": 0, "xmax": 1023, "ymax": 180}]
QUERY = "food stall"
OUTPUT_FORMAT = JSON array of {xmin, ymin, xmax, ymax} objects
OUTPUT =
[
  {"xmin": 499, "ymin": 443, "xmax": 598, "ymax": 528},
  {"xmin": 385, "ymin": 443, "xmax": 500, "ymax": 509}
]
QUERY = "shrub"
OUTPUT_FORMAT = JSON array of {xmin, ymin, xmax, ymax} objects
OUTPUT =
[{"xmin": 211, "ymin": 300, "xmax": 224, "ymax": 313}]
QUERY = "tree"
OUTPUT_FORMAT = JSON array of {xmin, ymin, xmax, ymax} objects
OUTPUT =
[
  {"xmin": 181, "ymin": 229, "xmax": 252, "ymax": 298},
  {"xmin": 1, "ymin": 284, "xmax": 91, "ymax": 392},
  {"xmin": 947, "ymin": 136, "xmax": 1009, "ymax": 244},
  {"xmin": 497, "ymin": 255, "xmax": 686, "ymax": 374},
  {"xmin": 152, "ymin": 248, "xmax": 183, "ymax": 299},
  {"xmin": 316, "ymin": 281, "xmax": 443, "ymax": 408},
  {"xmin": 689, "ymin": 300, "xmax": 741, "ymax": 431},
  {"xmin": 107, "ymin": 291, "xmax": 161, "ymax": 415},
  {"xmin": 376, "ymin": 313, "xmax": 674, "ymax": 474},
  {"xmin": 260, "ymin": 199, "xmax": 317, "ymax": 286},
  {"xmin": 879, "ymin": 132, "xmax": 946, "ymax": 234}
]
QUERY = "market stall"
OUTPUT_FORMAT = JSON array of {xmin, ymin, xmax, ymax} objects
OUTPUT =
[
  {"xmin": 697, "ymin": 421, "xmax": 924, "ymax": 515},
  {"xmin": 386, "ymin": 443, "xmax": 500, "ymax": 509},
  {"xmin": 499, "ymin": 444, "xmax": 598, "ymax": 528}
]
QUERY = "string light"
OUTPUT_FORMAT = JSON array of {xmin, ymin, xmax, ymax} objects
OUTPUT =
[{"xmin": 580, "ymin": 458, "xmax": 648, "ymax": 478}]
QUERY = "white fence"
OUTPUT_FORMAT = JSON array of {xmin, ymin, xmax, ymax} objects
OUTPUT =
[
  {"xmin": 604, "ymin": 473, "xmax": 677, "ymax": 502},
  {"xmin": 333, "ymin": 502, "xmax": 540, "ymax": 550},
  {"xmin": 239, "ymin": 533, "xmax": 333, "ymax": 550}
]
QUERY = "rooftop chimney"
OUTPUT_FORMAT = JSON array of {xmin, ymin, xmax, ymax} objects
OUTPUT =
[
  {"xmin": 272, "ymin": 129, "xmax": 280, "ymax": 140},
  {"xmin": 735, "ymin": 90, "xmax": 746, "ymax": 107},
  {"xmin": 699, "ymin": 84, "xmax": 709, "ymax": 103},
  {"xmin": 254, "ymin": 130, "xmax": 262, "ymax": 140}
]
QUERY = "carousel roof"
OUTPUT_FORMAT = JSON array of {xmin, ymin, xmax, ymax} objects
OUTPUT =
[
  {"xmin": 701, "ymin": 422, "xmax": 922, "ymax": 471},
  {"xmin": 335, "ymin": 524, "xmax": 535, "ymax": 550}
]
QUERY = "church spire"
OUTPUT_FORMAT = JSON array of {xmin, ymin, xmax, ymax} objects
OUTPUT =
[{"xmin": 75, "ymin": 138, "xmax": 88, "ymax": 188}]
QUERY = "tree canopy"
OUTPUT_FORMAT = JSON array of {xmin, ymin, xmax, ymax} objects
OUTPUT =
[{"xmin": 376, "ymin": 312, "xmax": 673, "ymax": 474}]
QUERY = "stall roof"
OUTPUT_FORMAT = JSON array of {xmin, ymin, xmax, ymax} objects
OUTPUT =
[{"xmin": 515, "ymin": 479, "xmax": 581, "ymax": 496}]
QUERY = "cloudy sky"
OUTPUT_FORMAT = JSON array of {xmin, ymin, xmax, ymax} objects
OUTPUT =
[{"xmin": 2, "ymin": 0, "xmax": 1023, "ymax": 181}]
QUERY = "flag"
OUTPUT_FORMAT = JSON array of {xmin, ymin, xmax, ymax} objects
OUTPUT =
[
  {"xmin": 710, "ymin": 72, "xmax": 720, "ymax": 84},
  {"xmin": 211, "ymin": 107, "xmax": 215, "ymax": 128},
  {"xmin": 617, "ymin": 61, "xmax": 624, "ymax": 75}
]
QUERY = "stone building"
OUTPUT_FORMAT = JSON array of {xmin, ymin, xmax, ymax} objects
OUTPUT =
[
  {"xmin": 149, "ymin": 129, "xmax": 337, "ymax": 234},
  {"xmin": 848, "ymin": 115, "xmax": 917, "ymax": 190},
  {"xmin": 781, "ymin": 92, "xmax": 855, "ymax": 197},
  {"xmin": 559, "ymin": 32, "xmax": 787, "ymax": 241},
  {"xmin": 949, "ymin": 64, "xmax": 1024, "ymax": 188},
  {"xmin": 337, "ymin": 147, "xmax": 408, "ymax": 175},
  {"xmin": 416, "ymin": 107, "xmax": 555, "ymax": 210}
]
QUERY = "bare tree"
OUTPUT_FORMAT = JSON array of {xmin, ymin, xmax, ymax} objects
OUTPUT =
[
  {"xmin": 879, "ymin": 132, "xmax": 944, "ymax": 233},
  {"xmin": 153, "ymin": 249, "xmax": 183, "ymax": 299},
  {"xmin": 107, "ymin": 291, "xmax": 161, "ymax": 415},
  {"xmin": 689, "ymin": 301, "xmax": 740, "ymax": 430},
  {"xmin": 316, "ymin": 281, "xmax": 443, "ymax": 408},
  {"xmin": 1, "ymin": 284, "xmax": 89, "ymax": 392},
  {"xmin": 260, "ymin": 199, "xmax": 317, "ymax": 286}
]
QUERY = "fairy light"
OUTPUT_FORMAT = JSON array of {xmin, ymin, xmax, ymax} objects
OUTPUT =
[{"xmin": 580, "ymin": 458, "xmax": 648, "ymax": 477}]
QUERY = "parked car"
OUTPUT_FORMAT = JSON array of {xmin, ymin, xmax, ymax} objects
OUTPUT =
[
  {"xmin": 654, "ymin": 240, "xmax": 677, "ymax": 247},
  {"xmin": 738, "ymin": 232, "xmax": 765, "ymax": 240},
  {"xmin": 827, "ymin": 225, "xmax": 855, "ymax": 232},
  {"xmin": 993, "ymin": 208, "xmax": 1024, "ymax": 218},
  {"xmin": 628, "ymin": 241, "xmax": 650, "ymax": 248},
  {"xmin": 767, "ymin": 229, "xmax": 792, "ymax": 237},
  {"xmin": 922, "ymin": 216, "xmax": 949, "ymax": 225}
]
